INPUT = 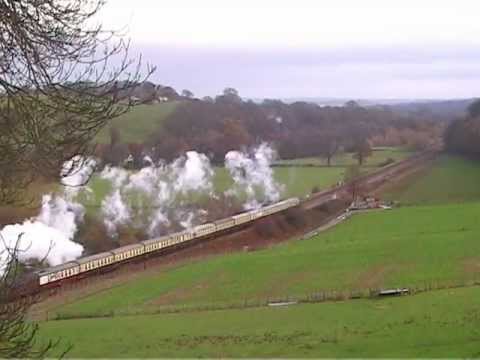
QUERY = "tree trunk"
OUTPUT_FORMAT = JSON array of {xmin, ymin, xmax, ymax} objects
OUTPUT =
[{"xmin": 358, "ymin": 153, "xmax": 363, "ymax": 165}]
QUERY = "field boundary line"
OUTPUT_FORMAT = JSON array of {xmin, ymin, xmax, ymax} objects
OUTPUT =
[{"xmin": 49, "ymin": 278, "xmax": 480, "ymax": 321}]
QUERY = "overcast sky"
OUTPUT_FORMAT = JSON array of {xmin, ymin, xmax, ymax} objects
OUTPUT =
[{"xmin": 101, "ymin": 0, "xmax": 480, "ymax": 99}]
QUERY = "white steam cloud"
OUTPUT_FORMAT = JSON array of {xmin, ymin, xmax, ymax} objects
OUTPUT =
[
  {"xmin": 225, "ymin": 143, "xmax": 284, "ymax": 209},
  {"xmin": 0, "ymin": 144, "xmax": 284, "ymax": 272},
  {"xmin": 100, "ymin": 151, "xmax": 214, "ymax": 237},
  {"xmin": 0, "ymin": 157, "xmax": 94, "ymax": 272}
]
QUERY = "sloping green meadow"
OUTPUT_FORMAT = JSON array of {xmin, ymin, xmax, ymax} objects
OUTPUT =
[
  {"xmin": 40, "ymin": 286, "xmax": 480, "ymax": 358},
  {"xmin": 36, "ymin": 152, "xmax": 480, "ymax": 358},
  {"xmin": 384, "ymin": 154, "xmax": 480, "ymax": 205},
  {"xmin": 52, "ymin": 201, "xmax": 480, "ymax": 318}
]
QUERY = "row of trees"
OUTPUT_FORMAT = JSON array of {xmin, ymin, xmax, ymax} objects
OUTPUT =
[
  {"xmin": 444, "ymin": 99, "xmax": 480, "ymax": 157},
  {"xmin": 95, "ymin": 92, "xmax": 439, "ymax": 167}
]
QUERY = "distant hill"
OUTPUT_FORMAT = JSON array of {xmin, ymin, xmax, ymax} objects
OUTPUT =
[
  {"xmin": 279, "ymin": 97, "xmax": 419, "ymax": 107},
  {"xmin": 279, "ymin": 97, "xmax": 477, "ymax": 119},
  {"xmin": 385, "ymin": 98, "xmax": 476, "ymax": 119}
]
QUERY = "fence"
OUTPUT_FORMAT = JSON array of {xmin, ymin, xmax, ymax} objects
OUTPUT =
[{"xmin": 48, "ymin": 276, "xmax": 480, "ymax": 321}]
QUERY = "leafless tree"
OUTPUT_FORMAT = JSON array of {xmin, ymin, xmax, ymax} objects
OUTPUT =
[
  {"xmin": 0, "ymin": 0, "xmax": 154, "ymax": 356},
  {"xmin": 0, "ymin": 233, "xmax": 69, "ymax": 358},
  {"xmin": 344, "ymin": 165, "xmax": 362, "ymax": 201},
  {"xmin": 0, "ymin": 0, "xmax": 155, "ymax": 205}
]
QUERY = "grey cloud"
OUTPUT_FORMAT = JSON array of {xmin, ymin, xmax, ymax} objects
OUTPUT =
[{"xmin": 130, "ymin": 44, "xmax": 480, "ymax": 98}]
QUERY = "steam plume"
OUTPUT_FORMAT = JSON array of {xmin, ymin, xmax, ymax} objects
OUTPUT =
[
  {"xmin": 0, "ymin": 157, "xmax": 94, "ymax": 271},
  {"xmin": 100, "ymin": 151, "xmax": 214, "ymax": 237},
  {"xmin": 225, "ymin": 143, "xmax": 284, "ymax": 209}
]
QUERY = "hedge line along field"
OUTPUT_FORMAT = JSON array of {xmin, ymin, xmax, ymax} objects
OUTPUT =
[
  {"xmin": 49, "ymin": 201, "xmax": 480, "ymax": 319},
  {"xmin": 40, "ymin": 286, "xmax": 480, "ymax": 358},
  {"xmin": 383, "ymin": 154, "xmax": 480, "ymax": 205},
  {"xmin": 275, "ymin": 147, "xmax": 412, "ymax": 167}
]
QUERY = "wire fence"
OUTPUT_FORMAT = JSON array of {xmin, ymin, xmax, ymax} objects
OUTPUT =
[{"xmin": 48, "ymin": 276, "xmax": 480, "ymax": 321}]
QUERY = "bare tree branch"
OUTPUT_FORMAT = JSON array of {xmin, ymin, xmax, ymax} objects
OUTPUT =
[{"xmin": 0, "ymin": 0, "xmax": 155, "ymax": 204}]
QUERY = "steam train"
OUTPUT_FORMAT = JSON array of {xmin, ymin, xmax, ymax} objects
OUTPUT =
[
  {"xmin": 33, "ymin": 197, "xmax": 300, "ymax": 289},
  {"xmin": 18, "ymin": 149, "xmax": 437, "ymax": 296}
]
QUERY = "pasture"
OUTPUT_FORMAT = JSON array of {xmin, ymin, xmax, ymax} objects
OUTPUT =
[
  {"xmin": 383, "ymin": 154, "xmax": 480, "ymax": 205},
  {"xmin": 80, "ymin": 166, "xmax": 345, "ymax": 209},
  {"xmin": 49, "ymin": 201, "xmax": 480, "ymax": 318},
  {"xmin": 40, "ymin": 284, "xmax": 480, "ymax": 358},
  {"xmin": 0, "ymin": 147, "xmax": 407, "ymax": 223},
  {"xmin": 275, "ymin": 147, "xmax": 412, "ymax": 167},
  {"xmin": 77, "ymin": 147, "xmax": 405, "ymax": 213},
  {"xmin": 34, "ymin": 152, "xmax": 480, "ymax": 357},
  {"xmin": 95, "ymin": 102, "xmax": 179, "ymax": 144}
]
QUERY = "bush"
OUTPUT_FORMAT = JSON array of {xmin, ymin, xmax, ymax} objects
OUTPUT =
[{"xmin": 284, "ymin": 207, "xmax": 307, "ymax": 228}]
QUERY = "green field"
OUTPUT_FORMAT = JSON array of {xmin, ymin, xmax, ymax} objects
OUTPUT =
[
  {"xmin": 81, "ymin": 166, "xmax": 345, "ymax": 211},
  {"xmin": 49, "ymin": 201, "xmax": 480, "ymax": 318},
  {"xmin": 383, "ymin": 154, "xmax": 480, "ymax": 205},
  {"xmin": 40, "ymin": 285, "xmax": 480, "ymax": 358},
  {"xmin": 275, "ymin": 147, "xmax": 412, "ymax": 167},
  {"xmin": 79, "ymin": 148, "xmax": 403, "ymax": 213},
  {"xmin": 35, "ymin": 151, "xmax": 480, "ymax": 357},
  {"xmin": 95, "ymin": 102, "xmax": 179, "ymax": 144}
]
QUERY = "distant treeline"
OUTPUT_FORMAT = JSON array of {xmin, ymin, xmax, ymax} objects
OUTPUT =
[
  {"xmin": 97, "ymin": 88, "xmax": 445, "ymax": 166},
  {"xmin": 445, "ymin": 99, "xmax": 480, "ymax": 158}
]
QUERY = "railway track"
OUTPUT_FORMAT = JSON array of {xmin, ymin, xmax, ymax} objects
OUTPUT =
[
  {"xmin": 302, "ymin": 149, "xmax": 438, "ymax": 210},
  {"xmin": 15, "ymin": 149, "xmax": 438, "ymax": 299}
]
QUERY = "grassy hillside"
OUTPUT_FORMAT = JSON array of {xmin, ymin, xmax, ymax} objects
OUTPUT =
[
  {"xmin": 51, "ymin": 201, "xmax": 480, "ymax": 318},
  {"xmin": 383, "ymin": 154, "xmax": 480, "ymax": 205},
  {"xmin": 35, "ymin": 152, "xmax": 480, "ymax": 357},
  {"xmin": 95, "ymin": 102, "xmax": 179, "ymax": 144},
  {"xmin": 40, "ymin": 285, "xmax": 480, "ymax": 358}
]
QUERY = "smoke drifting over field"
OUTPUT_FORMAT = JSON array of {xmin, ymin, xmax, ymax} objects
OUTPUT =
[
  {"xmin": 100, "ymin": 151, "xmax": 214, "ymax": 237},
  {"xmin": 225, "ymin": 143, "xmax": 284, "ymax": 210},
  {"xmin": 99, "ymin": 144, "xmax": 283, "ymax": 236},
  {"xmin": 0, "ymin": 144, "xmax": 283, "ymax": 270},
  {"xmin": 0, "ymin": 158, "xmax": 95, "ymax": 271}
]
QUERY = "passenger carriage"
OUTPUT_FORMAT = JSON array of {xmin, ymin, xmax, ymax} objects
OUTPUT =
[
  {"xmin": 111, "ymin": 243, "xmax": 145, "ymax": 262},
  {"xmin": 193, "ymin": 223, "xmax": 216, "ymax": 237},
  {"xmin": 214, "ymin": 217, "xmax": 235, "ymax": 231},
  {"xmin": 232, "ymin": 212, "xmax": 251, "ymax": 225},
  {"xmin": 37, "ymin": 261, "xmax": 80, "ymax": 285},
  {"xmin": 142, "ymin": 235, "xmax": 170, "ymax": 253},
  {"xmin": 32, "ymin": 197, "xmax": 301, "ymax": 288},
  {"xmin": 76, "ymin": 252, "xmax": 115, "ymax": 273}
]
